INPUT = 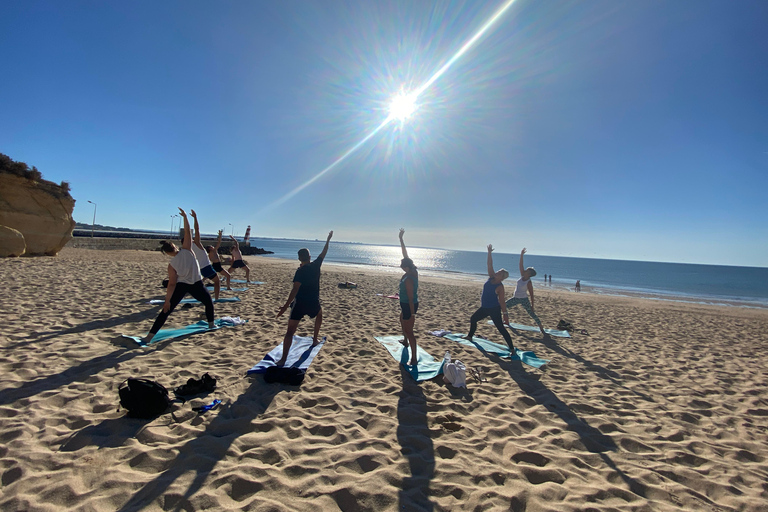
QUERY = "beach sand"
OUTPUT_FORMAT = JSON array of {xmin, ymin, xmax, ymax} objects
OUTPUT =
[{"xmin": 1, "ymin": 247, "xmax": 767, "ymax": 511}]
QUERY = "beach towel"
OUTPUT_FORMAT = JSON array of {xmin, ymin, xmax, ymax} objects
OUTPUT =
[
  {"xmin": 374, "ymin": 336, "xmax": 444, "ymax": 381},
  {"xmin": 207, "ymin": 286, "xmax": 249, "ymax": 292},
  {"xmin": 121, "ymin": 318, "xmax": 246, "ymax": 347},
  {"xmin": 148, "ymin": 297, "xmax": 240, "ymax": 305},
  {"xmin": 247, "ymin": 336, "xmax": 325, "ymax": 374},
  {"xmin": 230, "ymin": 279, "xmax": 265, "ymax": 285},
  {"xmin": 488, "ymin": 321, "xmax": 571, "ymax": 338},
  {"xmin": 375, "ymin": 293, "xmax": 400, "ymax": 300},
  {"xmin": 441, "ymin": 333, "xmax": 549, "ymax": 369}
]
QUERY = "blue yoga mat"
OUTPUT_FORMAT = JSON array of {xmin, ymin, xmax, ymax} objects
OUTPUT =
[
  {"xmin": 488, "ymin": 321, "xmax": 571, "ymax": 338},
  {"xmin": 148, "ymin": 297, "xmax": 240, "ymax": 305},
  {"xmin": 247, "ymin": 336, "xmax": 324, "ymax": 374},
  {"xmin": 374, "ymin": 336, "xmax": 445, "ymax": 381},
  {"xmin": 442, "ymin": 333, "xmax": 549, "ymax": 369},
  {"xmin": 206, "ymin": 286, "xmax": 249, "ymax": 292},
  {"xmin": 230, "ymin": 279, "xmax": 265, "ymax": 285},
  {"xmin": 121, "ymin": 318, "xmax": 245, "ymax": 347}
]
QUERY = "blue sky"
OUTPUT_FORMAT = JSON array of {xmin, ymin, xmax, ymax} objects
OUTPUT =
[{"xmin": 2, "ymin": 0, "xmax": 766, "ymax": 267}]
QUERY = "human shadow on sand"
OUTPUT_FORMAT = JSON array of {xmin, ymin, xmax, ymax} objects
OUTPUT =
[
  {"xmin": 397, "ymin": 364, "xmax": 437, "ymax": 512},
  {"xmin": 115, "ymin": 377, "xmax": 282, "ymax": 512}
]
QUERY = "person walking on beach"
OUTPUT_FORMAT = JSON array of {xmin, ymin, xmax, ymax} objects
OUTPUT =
[
  {"xmin": 206, "ymin": 230, "xmax": 232, "ymax": 290},
  {"xmin": 144, "ymin": 208, "xmax": 215, "ymax": 344},
  {"xmin": 464, "ymin": 244, "xmax": 515, "ymax": 351},
  {"xmin": 275, "ymin": 230, "xmax": 334, "ymax": 367},
  {"xmin": 398, "ymin": 228, "xmax": 420, "ymax": 366},
  {"xmin": 227, "ymin": 235, "xmax": 251, "ymax": 283},
  {"xmin": 189, "ymin": 210, "xmax": 223, "ymax": 300},
  {"xmin": 506, "ymin": 248, "xmax": 546, "ymax": 335}
]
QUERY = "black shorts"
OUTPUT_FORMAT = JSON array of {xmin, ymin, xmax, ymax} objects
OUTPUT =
[
  {"xmin": 212, "ymin": 262, "xmax": 224, "ymax": 273},
  {"xmin": 200, "ymin": 265, "xmax": 217, "ymax": 279},
  {"xmin": 231, "ymin": 259, "xmax": 246, "ymax": 269},
  {"xmin": 290, "ymin": 301, "xmax": 321, "ymax": 321},
  {"xmin": 400, "ymin": 302, "xmax": 419, "ymax": 320}
]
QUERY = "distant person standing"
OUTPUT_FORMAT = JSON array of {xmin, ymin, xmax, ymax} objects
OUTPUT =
[
  {"xmin": 506, "ymin": 248, "xmax": 546, "ymax": 335},
  {"xmin": 144, "ymin": 208, "xmax": 215, "ymax": 344},
  {"xmin": 276, "ymin": 231, "xmax": 333, "ymax": 367},
  {"xmin": 206, "ymin": 230, "xmax": 232, "ymax": 290},
  {"xmin": 548, "ymin": 274, "xmax": 552, "ymax": 285},
  {"xmin": 189, "ymin": 210, "xmax": 222, "ymax": 300},
  {"xmin": 227, "ymin": 235, "xmax": 251, "ymax": 283},
  {"xmin": 543, "ymin": 273, "xmax": 548, "ymax": 285},
  {"xmin": 398, "ymin": 228, "xmax": 420, "ymax": 366},
  {"xmin": 464, "ymin": 244, "xmax": 515, "ymax": 351},
  {"xmin": 575, "ymin": 280, "xmax": 581, "ymax": 292}
]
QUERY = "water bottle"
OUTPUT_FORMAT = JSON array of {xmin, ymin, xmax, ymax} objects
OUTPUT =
[{"xmin": 444, "ymin": 351, "xmax": 451, "ymax": 364}]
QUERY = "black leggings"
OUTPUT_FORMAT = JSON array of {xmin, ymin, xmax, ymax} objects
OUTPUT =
[
  {"xmin": 467, "ymin": 306, "xmax": 513, "ymax": 349},
  {"xmin": 150, "ymin": 281, "xmax": 214, "ymax": 334}
]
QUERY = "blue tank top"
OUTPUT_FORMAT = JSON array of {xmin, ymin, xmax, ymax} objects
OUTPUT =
[
  {"xmin": 481, "ymin": 278, "xmax": 501, "ymax": 308},
  {"xmin": 399, "ymin": 273, "xmax": 418, "ymax": 304}
]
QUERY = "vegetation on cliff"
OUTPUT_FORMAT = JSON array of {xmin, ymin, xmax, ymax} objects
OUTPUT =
[{"xmin": 0, "ymin": 153, "xmax": 72, "ymax": 199}]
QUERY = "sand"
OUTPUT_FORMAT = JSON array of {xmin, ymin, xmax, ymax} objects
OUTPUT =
[{"xmin": 1, "ymin": 247, "xmax": 767, "ymax": 511}]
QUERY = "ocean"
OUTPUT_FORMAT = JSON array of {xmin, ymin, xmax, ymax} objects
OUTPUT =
[{"xmin": 245, "ymin": 238, "xmax": 768, "ymax": 308}]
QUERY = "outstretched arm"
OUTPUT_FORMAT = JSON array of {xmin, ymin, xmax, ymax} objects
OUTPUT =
[
  {"xmin": 527, "ymin": 281, "xmax": 535, "ymax": 310},
  {"xmin": 214, "ymin": 230, "xmax": 223, "ymax": 251},
  {"xmin": 496, "ymin": 285, "xmax": 509, "ymax": 324},
  {"xmin": 190, "ymin": 210, "xmax": 202, "ymax": 247},
  {"xmin": 318, "ymin": 230, "xmax": 334, "ymax": 260},
  {"xmin": 179, "ymin": 208, "xmax": 191, "ymax": 250},
  {"xmin": 487, "ymin": 244, "xmax": 495, "ymax": 277},
  {"xmin": 277, "ymin": 282, "xmax": 301, "ymax": 318},
  {"xmin": 399, "ymin": 228, "xmax": 409, "ymax": 259},
  {"xmin": 229, "ymin": 235, "xmax": 239, "ymax": 248},
  {"xmin": 519, "ymin": 248, "xmax": 527, "ymax": 277}
]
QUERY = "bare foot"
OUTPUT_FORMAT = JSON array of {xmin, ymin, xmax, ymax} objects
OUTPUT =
[
  {"xmin": 462, "ymin": 335, "xmax": 473, "ymax": 340},
  {"xmin": 275, "ymin": 359, "xmax": 286, "ymax": 367},
  {"xmin": 408, "ymin": 360, "xmax": 417, "ymax": 366},
  {"xmin": 399, "ymin": 338, "xmax": 408, "ymax": 347}
]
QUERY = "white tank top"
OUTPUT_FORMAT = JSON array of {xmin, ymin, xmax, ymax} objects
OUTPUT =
[
  {"xmin": 513, "ymin": 277, "xmax": 530, "ymax": 299},
  {"xmin": 191, "ymin": 243, "xmax": 212, "ymax": 268},
  {"xmin": 171, "ymin": 248, "xmax": 202, "ymax": 285}
]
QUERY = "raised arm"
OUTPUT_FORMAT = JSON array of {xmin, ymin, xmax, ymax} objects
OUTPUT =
[
  {"xmin": 214, "ymin": 230, "xmax": 223, "ymax": 251},
  {"xmin": 190, "ymin": 209, "xmax": 202, "ymax": 247},
  {"xmin": 318, "ymin": 230, "xmax": 333, "ymax": 260},
  {"xmin": 487, "ymin": 244, "xmax": 495, "ymax": 277},
  {"xmin": 399, "ymin": 228, "xmax": 409, "ymax": 259},
  {"xmin": 229, "ymin": 235, "xmax": 239, "ymax": 248},
  {"xmin": 179, "ymin": 208, "xmax": 191, "ymax": 250},
  {"xmin": 519, "ymin": 247, "xmax": 527, "ymax": 277}
]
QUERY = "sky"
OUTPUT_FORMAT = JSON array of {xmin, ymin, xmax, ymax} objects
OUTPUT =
[{"xmin": 2, "ymin": 0, "xmax": 767, "ymax": 267}]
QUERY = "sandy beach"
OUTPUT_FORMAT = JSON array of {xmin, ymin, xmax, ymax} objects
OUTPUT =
[{"xmin": 1, "ymin": 247, "xmax": 767, "ymax": 511}]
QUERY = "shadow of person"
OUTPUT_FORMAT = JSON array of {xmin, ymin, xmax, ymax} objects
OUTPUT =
[
  {"xmin": 59, "ymin": 417, "xmax": 145, "ymax": 452},
  {"xmin": 114, "ymin": 377, "xmax": 282, "ymax": 512},
  {"xmin": 397, "ymin": 365, "xmax": 436, "ymax": 512}
]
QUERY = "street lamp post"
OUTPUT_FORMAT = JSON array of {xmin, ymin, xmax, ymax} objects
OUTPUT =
[
  {"xmin": 87, "ymin": 200, "xmax": 97, "ymax": 237},
  {"xmin": 228, "ymin": 223, "xmax": 233, "ymax": 236},
  {"xmin": 170, "ymin": 215, "xmax": 175, "ymax": 237}
]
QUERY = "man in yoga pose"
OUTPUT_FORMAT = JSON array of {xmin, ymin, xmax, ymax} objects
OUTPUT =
[
  {"xmin": 188, "ymin": 210, "xmax": 224, "ymax": 300},
  {"xmin": 206, "ymin": 230, "xmax": 232, "ymax": 290},
  {"xmin": 464, "ymin": 244, "xmax": 515, "ymax": 351},
  {"xmin": 398, "ymin": 228, "xmax": 420, "ymax": 366},
  {"xmin": 144, "ymin": 208, "xmax": 215, "ymax": 344},
  {"xmin": 506, "ymin": 247, "xmax": 546, "ymax": 335},
  {"xmin": 227, "ymin": 235, "xmax": 251, "ymax": 283},
  {"xmin": 275, "ymin": 230, "xmax": 333, "ymax": 367}
]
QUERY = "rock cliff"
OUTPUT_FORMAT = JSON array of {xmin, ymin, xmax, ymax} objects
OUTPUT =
[{"xmin": 0, "ymin": 173, "xmax": 76, "ymax": 256}]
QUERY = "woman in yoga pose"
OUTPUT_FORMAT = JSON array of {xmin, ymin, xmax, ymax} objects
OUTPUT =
[
  {"xmin": 506, "ymin": 247, "xmax": 546, "ymax": 335},
  {"xmin": 144, "ymin": 208, "xmax": 215, "ymax": 344},
  {"xmin": 464, "ymin": 244, "xmax": 515, "ymax": 351},
  {"xmin": 206, "ymin": 230, "xmax": 232, "ymax": 290},
  {"xmin": 398, "ymin": 228, "xmax": 420, "ymax": 366},
  {"xmin": 189, "ymin": 210, "xmax": 222, "ymax": 300}
]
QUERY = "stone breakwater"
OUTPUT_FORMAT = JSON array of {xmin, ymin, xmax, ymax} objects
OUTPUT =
[{"xmin": 68, "ymin": 235, "xmax": 273, "ymax": 255}]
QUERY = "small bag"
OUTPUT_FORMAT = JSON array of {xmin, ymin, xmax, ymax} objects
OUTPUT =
[
  {"xmin": 118, "ymin": 378, "xmax": 172, "ymax": 419},
  {"xmin": 264, "ymin": 366, "xmax": 306, "ymax": 386},
  {"xmin": 443, "ymin": 360, "xmax": 467, "ymax": 388}
]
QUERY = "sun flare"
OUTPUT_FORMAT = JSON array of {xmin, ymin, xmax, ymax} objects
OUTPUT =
[{"xmin": 389, "ymin": 92, "xmax": 417, "ymax": 121}]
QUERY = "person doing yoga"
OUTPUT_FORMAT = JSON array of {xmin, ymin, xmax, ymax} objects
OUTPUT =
[
  {"xmin": 506, "ymin": 247, "xmax": 546, "ymax": 335},
  {"xmin": 398, "ymin": 228, "xmax": 420, "ymax": 366},
  {"xmin": 189, "ymin": 210, "xmax": 223, "ymax": 300},
  {"xmin": 275, "ymin": 230, "xmax": 333, "ymax": 367},
  {"xmin": 464, "ymin": 244, "xmax": 515, "ymax": 351},
  {"xmin": 144, "ymin": 208, "xmax": 215, "ymax": 344},
  {"xmin": 227, "ymin": 235, "xmax": 251, "ymax": 283},
  {"xmin": 206, "ymin": 230, "xmax": 232, "ymax": 290}
]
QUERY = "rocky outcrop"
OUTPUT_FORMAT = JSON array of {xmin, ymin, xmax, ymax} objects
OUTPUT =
[
  {"xmin": 0, "ymin": 174, "xmax": 75, "ymax": 256},
  {"xmin": 0, "ymin": 225, "xmax": 25, "ymax": 257}
]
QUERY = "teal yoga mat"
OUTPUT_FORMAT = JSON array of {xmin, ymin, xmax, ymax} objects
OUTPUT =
[
  {"xmin": 374, "ymin": 336, "xmax": 444, "ymax": 381},
  {"xmin": 206, "ymin": 286, "xmax": 249, "ymax": 292},
  {"xmin": 148, "ymin": 297, "xmax": 240, "ymax": 305},
  {"xmin": 442, "ymin": 333, "xmax": 549, "ymax": 369},
  {"xmin": 230, "ymin": 279, "xmax": 265, "ymax": 284},
  {"xmin": 487, "ymin": 321, "xmax": 571, "ymax": 338},
  {"xmin": 247, "ymin": 336, "xmax": 324, "ymax": 374},
  {"xmin": 121, "ymin": 318, "xmax": 245, "ymax": 347}
]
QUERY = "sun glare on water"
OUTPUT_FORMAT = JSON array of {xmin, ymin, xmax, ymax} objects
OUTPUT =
[{"xmin": 389, "ymin": 91, "xmax": 417, "ymax": 121}]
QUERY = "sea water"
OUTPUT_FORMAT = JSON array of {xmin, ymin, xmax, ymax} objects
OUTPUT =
[{"xmin": 246, "ymin": 238, "xmax": 768, "ymax": 308}]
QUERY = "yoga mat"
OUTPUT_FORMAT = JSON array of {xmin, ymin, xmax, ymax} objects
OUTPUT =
[
  {"xmin": 487, "ymin": 321, "xmax": 571, "ymax": 338},
  {"xmin": 148, "ymin": 297, "xmax": 240, "ymax": 305},
  {"xmin": 247, "ymin": 336, "xmax": 324, "ymax": 374},
  {"xmin": 230, "ymin": 279, "xmax": 265, "ymax": 284},
  {"xmin": 122, "ymin": 318, "xmax": 245, "ymax": 347},
  {"xmin": 374, "ymin": 336, "xmax": 444, "ymax": 381},
  {"xmin": 206, "ymin": 286, "xmax": 249, "ymax": 292},
  {"xmin": 442, "ymin": 333, "xmax": 549, "ymax": 369}
]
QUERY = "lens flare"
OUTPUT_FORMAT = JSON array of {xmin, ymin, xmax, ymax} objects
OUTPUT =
[{"xmin": 389, "ymin": 91, "xmax": 417, "ymax": 121}]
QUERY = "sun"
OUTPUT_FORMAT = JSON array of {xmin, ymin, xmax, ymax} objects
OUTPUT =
[{"xmin": 389, "ymin": 91, "xmax": 417, "ymax": 121}]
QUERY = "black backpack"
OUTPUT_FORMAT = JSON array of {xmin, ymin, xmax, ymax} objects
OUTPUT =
[
  {"xmin": 118, "ymin": 378, "xmax": 172, "ymax": 419},
  {"xmin": 264, "ymin": 366, "xmax": 306, "ymax": 386}
]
